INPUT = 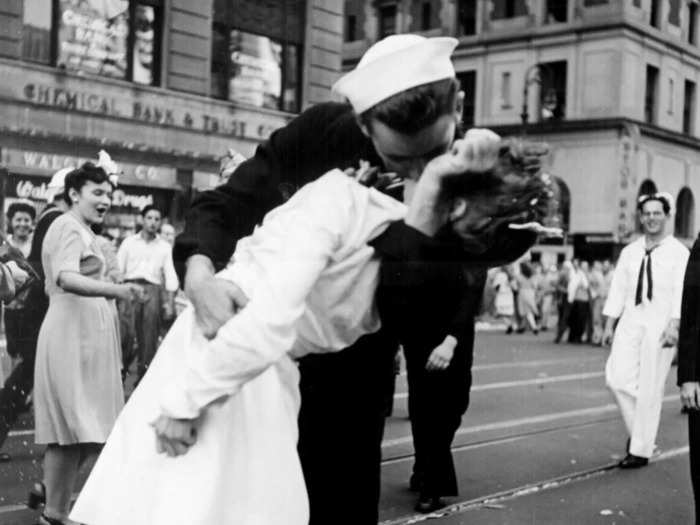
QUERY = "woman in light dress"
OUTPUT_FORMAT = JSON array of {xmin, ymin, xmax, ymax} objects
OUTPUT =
[
  {"xmin": 70, "ymin": 139, "xmax": 551, "ymax": 525},
  {"xmin": 33, "ymin": 164, "xmax": 144, "ymax": 525},
  {"xmin": 493, "ymin": 266, "xmax": 516, "ymax": 333}
]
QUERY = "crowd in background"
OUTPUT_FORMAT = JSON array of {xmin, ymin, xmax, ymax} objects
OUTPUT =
[{"xmin": 485, "ymin": 258, "xmax": 616, "ymax": 345}]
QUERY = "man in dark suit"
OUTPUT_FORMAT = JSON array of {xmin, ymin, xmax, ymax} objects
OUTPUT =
[{"xmin": 679, "ymin": 234, "xmax": 700, "ymax": 524}]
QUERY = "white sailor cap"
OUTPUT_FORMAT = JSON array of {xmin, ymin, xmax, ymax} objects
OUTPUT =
[{"xmin": 333, "ymin": 34, "xmax": 458, "ymax": 115}]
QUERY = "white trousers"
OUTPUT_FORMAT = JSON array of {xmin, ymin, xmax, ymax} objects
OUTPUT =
[{"xmin": 605, "ymin": 307, "xmax": 675, "ymax": 458}]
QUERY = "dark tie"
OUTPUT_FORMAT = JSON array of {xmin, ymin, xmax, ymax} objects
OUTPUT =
[{"xmin": 635, "ymin": 246, "xmax": 656, "ymax": 305}]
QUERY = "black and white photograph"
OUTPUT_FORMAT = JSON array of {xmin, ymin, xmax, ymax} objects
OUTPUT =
[{"xmin": 1, "ymin": 1, "xmax": 700, "ymax": 524}]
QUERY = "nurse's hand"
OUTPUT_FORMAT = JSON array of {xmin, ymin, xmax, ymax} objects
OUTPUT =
[
  {"xmin": 681, "ymin": 382, "xmax": 700, "ymax": 411},
  {"xmin": 152, "ymin": 415, "xmax": 198, "ymax": 457},
  {"xmin": 425, "ymin": 335, "xmax": 457, "ymax": 371}
]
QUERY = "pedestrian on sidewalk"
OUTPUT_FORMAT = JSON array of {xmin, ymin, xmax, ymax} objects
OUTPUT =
[
  {"xmin": 0, "ymin": 169, "xmax": 71, "ymax": 463},
  {"xmin": 493, "ymin": 265, "xmax": 516, "ymax": 333},
  {"xmin": 117, "ymin": 205, "xmax": 178, "ymax": 381},
  {"xmin": 567, "ymin": 259, "xmax": 590, "ymax": 343},
  {"xmin": 554, "ymin": 260, "xmax": 573, "ymax": 343},
  {"xmin": 602, "ymin": 192, "xmax": 688, "ymax": 469},
  {"xmin": 32, "ymin": 164, "xmax": 145, "ymax": 525},
  {"xmin": 516, "ymin": 261, "xmax": 540, "ymax": 334}
]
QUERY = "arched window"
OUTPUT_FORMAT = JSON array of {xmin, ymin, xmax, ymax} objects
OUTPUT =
[
  {"xmin": 549, "ymin": 176, "xmax": 570, "ymax": 233},
  {"xmin": 636, "ymin": 179, "xmax": 658, "ymax": 232},
  {"xmin": 675, "ymin": 187, "xmax": 695, "ymax": 238}
]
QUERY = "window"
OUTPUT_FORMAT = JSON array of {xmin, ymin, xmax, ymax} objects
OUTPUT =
[
  {"xmin": 55, "ymin": 0, "xmax": 161, "ymax": 85},
  {"xmin": 650, "ymin": 0, "xmax": 662, "ymax": 27},
  {"xmin": 645, "ymin": 65, "xmax": 659, "ymax": 124},
  {"xmin": 553, "ymin": 177, "xmax": 570, "ymax": 233},
  {"xmin": 210, "ymin": 0, "xmax": 304, "ymax": 112},
  {"xmin": 458, "ymin": 0, "xmax": 477, "ymax": 35},
  {"xmin": 669, "ymin": 78, "xmax": 675, "ymax": 115},
  {"xmin": 500, "ymin": 71, "xmax": 512, "ymax": 109},
  {"xmin": 684, "ymin": 80, "xmax": 696, "ymax": 133},
  {"xmin": 675, "ymin": 187, "xmax": 695, "ymax": 238},
  {"xmin": 539, "ymin": 61, "xmax": 567, "ymax": 121},
  {"xmin": 545, "ymin": 0, "xmax": 567, "ymax": 22},
  {"xmin": 345, "ymin": 14, "xmax": 357, "ymax": 41},
  {"xmin": 689, "ymin": 3, "xmax": 698, "ymax": 45},
  {"xmin": 491, "ymin": 0, "xmax": 528, "ymax": 19},
  {"xmin": 19, "ymin": 0, "xmax": 161, "ymax": 84},
  {"xmin": 421, "ymin": 2, "xmax": 432, "ymax": 30},
  {"xmin": 21, "ymin": 0, "xmax": 52, "ymax": 64},
  {"xmin": 379, "ymin": 4, "xmax": 398, "ymax": 38},
  {"xmin": 457, "ymin": 70, "xmax": 476, "ymax": 128}
]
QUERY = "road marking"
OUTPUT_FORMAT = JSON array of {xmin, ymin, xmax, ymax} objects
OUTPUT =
[
  {"xmin": 382, "ymin": 394, "xmax": 678, "ymax": 448},
  {"xmin": 379, "ymin": 443, "xmax": 690, "ymax": 525},
  {"xmin": 0, "ymin": 504, "xmax": 27, "ymax": 515},
  {"xmin": 397, "ymin": 356, "xmax": 604, "ymax": 377},
  {"xmin": 394, "ymin": 371, "xmax": 605, "ymax": 400},
  {"xmin": 7, "ymin": 430, "xmax": 33, "ymax": 438}
]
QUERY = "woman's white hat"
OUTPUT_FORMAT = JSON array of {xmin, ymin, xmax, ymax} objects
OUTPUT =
[{"xmin": 332, "ymin": 34, "xmax": 458, "ymax": 114}]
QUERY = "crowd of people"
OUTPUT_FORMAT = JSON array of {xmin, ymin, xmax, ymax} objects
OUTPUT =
[
  {"xmin": 487, "ymin": 258, "xmax": 615, "ymax": 343},
  {"xmin": 0, "ymin": 32, "xmax": 700, "ymax": 525}
]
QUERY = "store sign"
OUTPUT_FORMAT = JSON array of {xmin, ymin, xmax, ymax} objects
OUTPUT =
[
  {"xmin": 21, "ymin": 81, "xmax": 281, "ymax": 141},
  {"xmin": 6, "ymin": 173, "xmax": 158, "ymax": 210},
  {"xmin": 1, "ymin": 149, "xmax": 178, "ymax": 189}
]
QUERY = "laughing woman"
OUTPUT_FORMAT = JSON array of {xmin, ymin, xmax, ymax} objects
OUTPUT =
[{"xmin": 32, "ymin": 163, "xmax": 145, "ymax": 525}]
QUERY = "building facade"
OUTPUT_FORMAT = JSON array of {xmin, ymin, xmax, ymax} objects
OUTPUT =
[
  {"xmin": 0, "ymin": 0, "xmax": 344, "ymax": 240},
  {"xmin": 343, "ymin": 0, "xmax": 700, "ymax": 261}
]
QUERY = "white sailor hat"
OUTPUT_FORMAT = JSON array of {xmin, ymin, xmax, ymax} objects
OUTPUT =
[{"xmin": 333, "ymin": 34, "xmax": 458, "ymax": 115}]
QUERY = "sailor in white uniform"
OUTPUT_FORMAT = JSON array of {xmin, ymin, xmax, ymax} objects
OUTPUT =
[{"xmin": 602, "ymin": 192, "xmax": 689, "ymax": 468}]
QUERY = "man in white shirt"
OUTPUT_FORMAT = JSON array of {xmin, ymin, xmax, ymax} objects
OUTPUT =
[
  {"xmin": 118, "ymin": 205, "xmax": 179, "ymax": 380},
  {"xmin": 602, "ymin": 193, "xmax": 689, "ymax": 468}
]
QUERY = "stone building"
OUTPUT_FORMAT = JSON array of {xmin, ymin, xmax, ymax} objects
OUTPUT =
[
  {"xmin": 0, "ymin": 0, "xmax": 343, "ymax": 239},
  {"xmin": 343, "ymin": 0, "xmax": 700, "ymax": 261}
]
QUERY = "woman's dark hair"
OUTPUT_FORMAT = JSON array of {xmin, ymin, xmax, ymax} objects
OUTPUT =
[
  {"xmin": 358, "ymin": 77, "xmax": 460, "ymax": 135},
  {"xmin": 7, "ymin": 201, "xmax": 36, "ymax": 222},
  {"xmin": 63, "ymin": 162, "xmax": 112, "ymax": 203},
  {"xmin": 440, "ymin": 138, "xmax": 556, "ymax": 249}
]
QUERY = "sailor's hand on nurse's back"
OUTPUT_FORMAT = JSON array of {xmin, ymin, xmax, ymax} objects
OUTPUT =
[{"xmin": 185, "ymin": 255, "xmax": 249, "ymax": 339}]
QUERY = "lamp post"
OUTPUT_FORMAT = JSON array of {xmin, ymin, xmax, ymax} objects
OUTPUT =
[{"xmin": 520, "ymin": 63, "xmax": 558, "ymax": 135}]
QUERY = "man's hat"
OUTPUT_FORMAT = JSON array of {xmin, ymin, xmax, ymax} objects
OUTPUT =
[{"xmin": 332, "ymin": 34, "xmax": 458, "ymax": 114}]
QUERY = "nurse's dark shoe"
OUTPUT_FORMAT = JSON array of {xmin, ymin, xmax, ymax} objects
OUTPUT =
[
  {"xmin": 618, "ymin": 454, "xmax": 648, "ymax": 469},
  {"xmin": 414, "ymin": 495, "xmax": 446, "ymax": 513}
]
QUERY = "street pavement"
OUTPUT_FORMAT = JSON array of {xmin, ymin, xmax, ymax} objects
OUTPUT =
[{"xmin": 0, "ymin": 330, "xmax": 694, "ymax": 524}]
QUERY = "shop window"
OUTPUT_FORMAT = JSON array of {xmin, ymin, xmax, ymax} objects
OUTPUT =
[
  {"xmin": 539, "ymin": 61, "xmax": 566, "ymax": 121},
  {"xmin": 52, "ymin": 0, "xmax": 162, "ymax": 85},
  {"xmin": 675, "ymin": 187, "xmax": 695, "ymax": 238},
  {"xmin": 689, "ymin": 2, "xmax": 698, "ymax": 45},
  {"xmin": 684, "ymin": 79, "xmax": 696, "ymax": 134},
  {"xmin": 378, "ymin": 4, "xmax": 398, "ymax": 38},
  {"xmin": 457, "ymin": 70, "xmax": 477, "ymax": 128},
  {"xmin": 491, "ymin": 0, "xmax": 528, "ymax": 19},
  {"xmin": 545, "ymin": 0, "xmax": 567, "ymax": 22},
  {"xmin": 210, "ymin": 28, "xmax": 301, "ymax": 113},
  {"xmin": 645, "ymin": 65, "xmax": 659, "ymax": 124},
  {"xmin": 21, "ymin": 0, "xmax": 53, "ymax": 64},
  {"xmin": 669, "ymin": 77, "xmax": 675, "ymax": 115},
  {"xmin": 458, "ymin": 0, "xmax": 477, "ymax": 35}
]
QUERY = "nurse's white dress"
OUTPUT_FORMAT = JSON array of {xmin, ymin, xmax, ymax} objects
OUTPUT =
[{"xmin": 70, "ymin": 170, "xmax": 406, "ymax": 525}]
